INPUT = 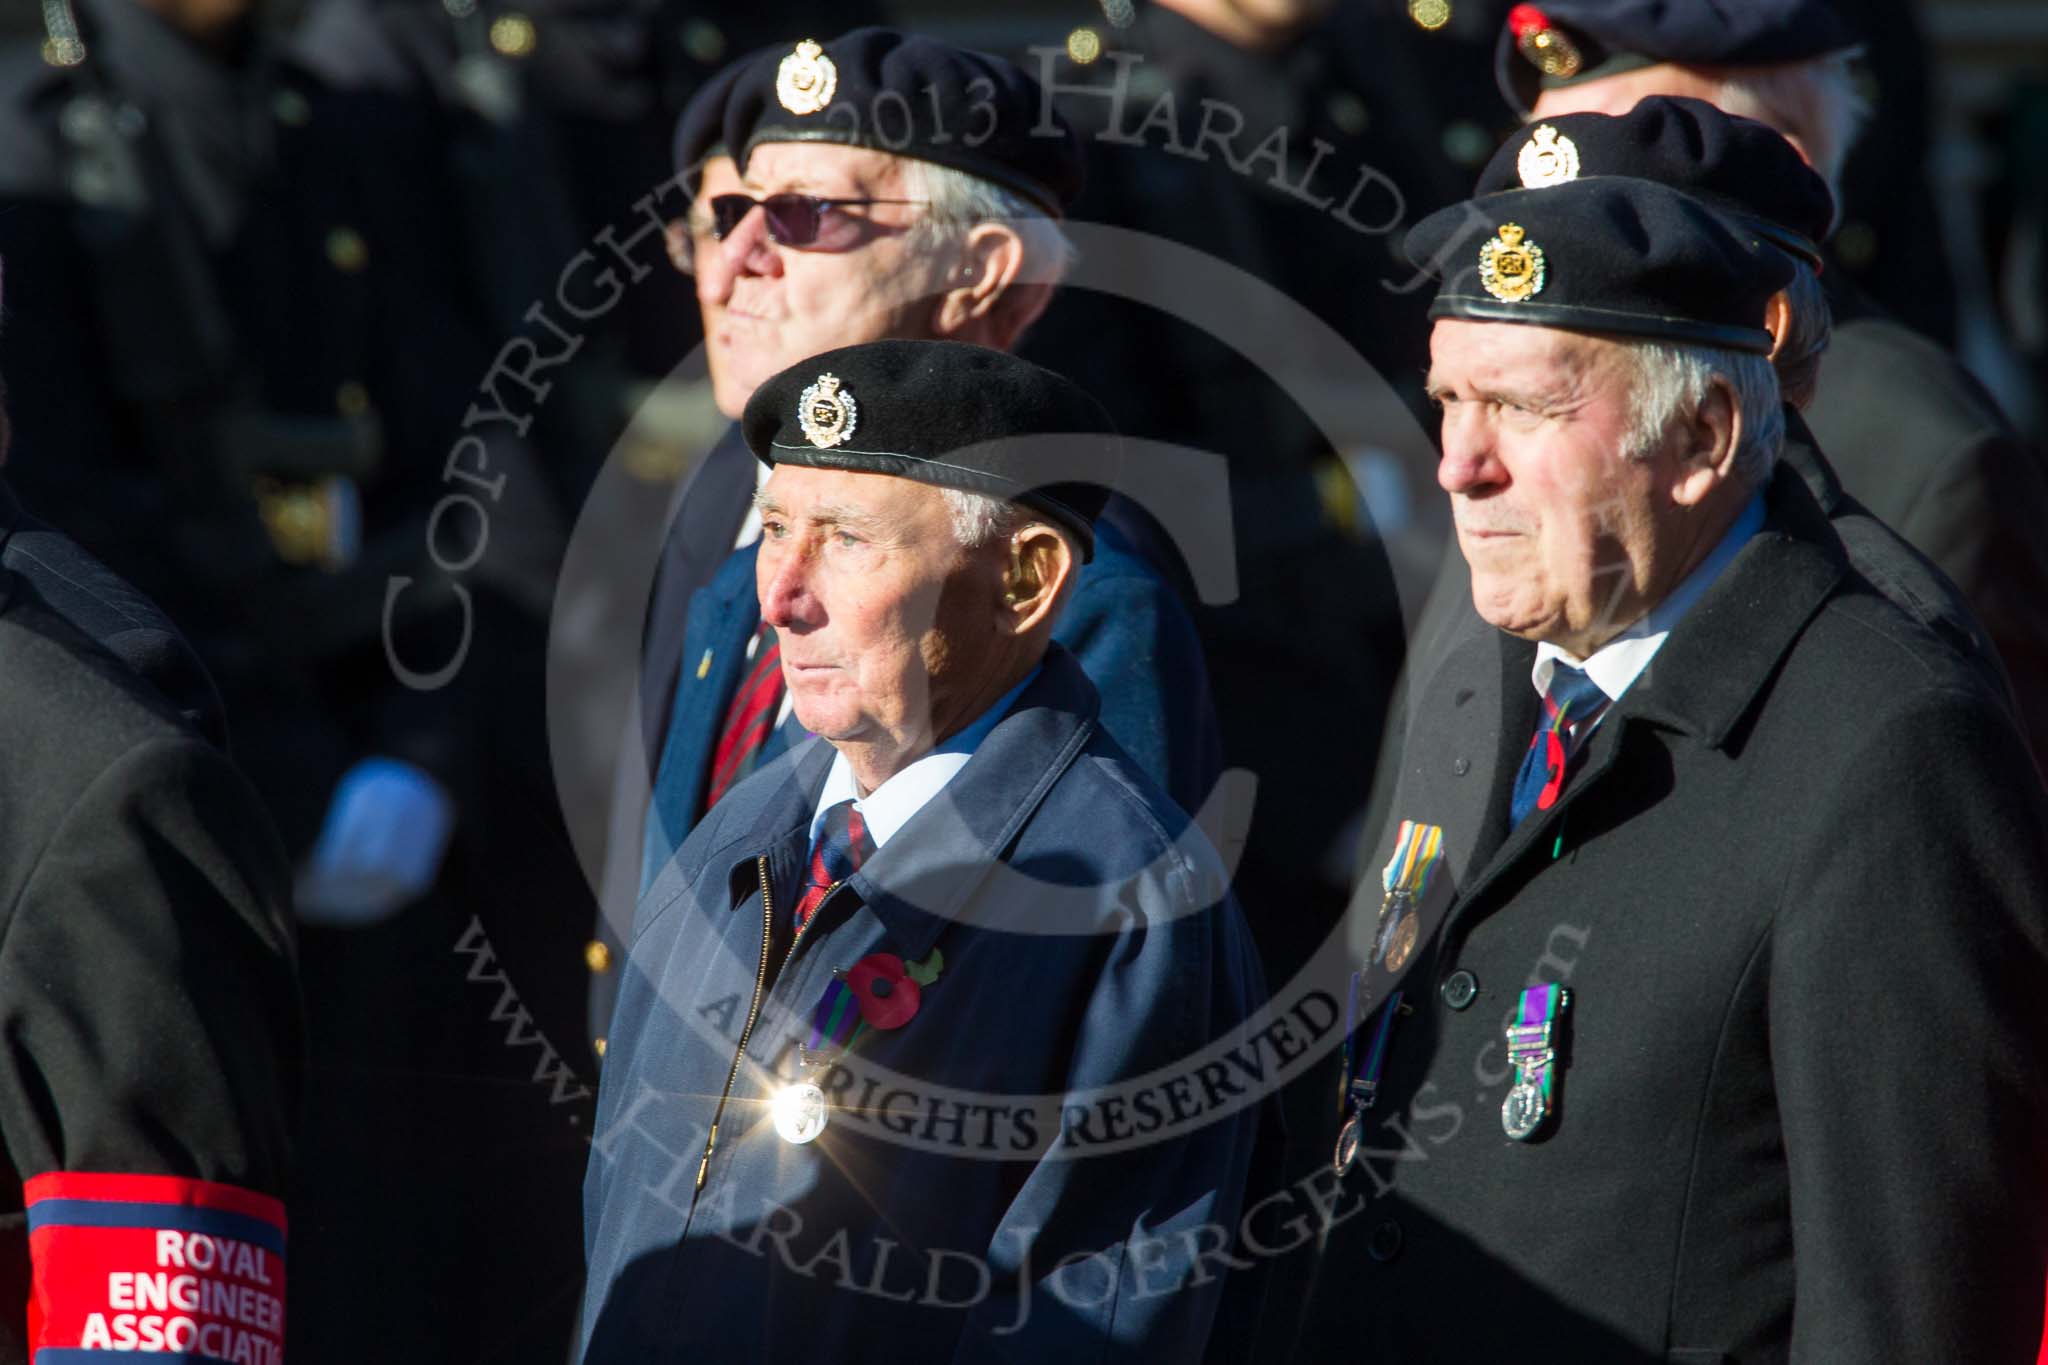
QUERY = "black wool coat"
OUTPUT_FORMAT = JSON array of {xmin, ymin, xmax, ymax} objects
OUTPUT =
[
  {"xmin": 1806, "ymin": 285, "xmax": 2048, "ymax": 777},
  {"xmin": 1301, "ymin": 465, "xmax": 2048, "ymax": 1363},
  {"xmin": 0, "ymin": 569, "xmax": 301, "ymax": 1365}
]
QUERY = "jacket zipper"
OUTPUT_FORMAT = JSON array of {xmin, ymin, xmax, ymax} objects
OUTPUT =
[
  {"xmin": 694, "ymin": 857, "xmax": 838, "ymax": 1191},
  {"xmin": 697, "ymin": 857, "xmax": 775, "ymax": 1191}
]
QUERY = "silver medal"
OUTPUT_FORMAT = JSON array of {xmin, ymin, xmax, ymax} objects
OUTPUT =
[
  {"xmin": 772, "ymin": 1080, "xmax": 829, "ymax": 1145},
  {"xmin": 1501, "ymin": 1079, "xmax": 1547, "ymax": 1141},
  {"xmin": 1332, "ymin": 1112, "xmax": 1363, "ymax": 1174}
]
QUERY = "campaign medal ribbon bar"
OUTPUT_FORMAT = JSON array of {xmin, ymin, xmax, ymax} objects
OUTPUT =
[
  {"xmin": 773, "ymin": 973, "xmax": 870, "ymax": 1145},
  {"xmin": 1502, "ymin": 983, "xmax": 1568, "ymax": 1141},
  {"xmin": 1374, "ymin": 821, "xmax": 1445, "ymax": 975},
  {"xmin": 774, "ymin": 949, "xmax": 942, "ymax": 1145},
  {"xmin": 1333, "ymin": 983, "xmax": 1403, "ymax": 1173},
  {"xmin": 1334, "ymin": 821, "xmax": 1447, "ymax": 1173}
]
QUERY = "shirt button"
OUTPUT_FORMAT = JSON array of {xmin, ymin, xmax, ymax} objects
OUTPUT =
[
  {"xmin": 1440, "ymin": 969, "xmax": 1478, "ymax": 1011},
  {"xmin": 1368, "ymin": 1219, "xmax": 1403, "ymax": 1263},
  {"xmin": 584, "ymin": 939, "xmax": 614, "ymax": 974},
  {"xmin": 1453, "ymin": 756, "xmax": 1471, "ymax": 776}
]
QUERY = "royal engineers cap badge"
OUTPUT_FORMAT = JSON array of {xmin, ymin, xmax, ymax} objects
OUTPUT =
[
  {"xmin": 798, "ymin": 373, "xmax": 858, "ymax": 449},
  {"xmin": 777, "ymin": 39, "xmax": 837, "ymax": 116},
  {"xmin": 1479, "ymin": 223, "xmax": 1547, "ymax": 303},
  {"xmin": 1518, "ymin": 124, "xmax": 1581, "ymax": 189}
]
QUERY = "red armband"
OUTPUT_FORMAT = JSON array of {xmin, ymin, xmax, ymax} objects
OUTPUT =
[{"xmin": 24, "ymin": 1172, "xmax": 286, "ymax": 1362}]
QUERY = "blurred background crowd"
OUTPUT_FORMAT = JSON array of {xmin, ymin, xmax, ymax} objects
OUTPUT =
[{"xmin": 0, "ymin": 0, "xmax": 2040, "ymax": 1360}]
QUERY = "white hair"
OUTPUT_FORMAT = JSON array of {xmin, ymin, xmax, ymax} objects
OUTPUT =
[
  {"xmin": 938, "ymin": 485, "xmax": 1029, "ymax": 548},
  {"xmin": 896, "ymin": 158, "xmax": 1078, "ymax": 289},
  {"xmin": 1714, "ymin": 51, "xmax": 1868, "ymax": 196},
  {"xmin": 1623, "ymin": 340, "xmax": 1785, "ymax": 486}
]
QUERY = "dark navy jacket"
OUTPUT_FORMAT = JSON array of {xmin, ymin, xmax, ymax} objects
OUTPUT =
[
  {"xmin": 583, "ymin": 647, "xmax": 1266, "ymax": 1362},
  {"xmin": 637, "ymin": 518, "xmax": 1223, "ymax": 891}
]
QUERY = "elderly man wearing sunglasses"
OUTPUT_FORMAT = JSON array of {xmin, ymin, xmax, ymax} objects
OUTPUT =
[{"xmin": 595, "ymin": 29, "xmax": 1223, "ymax": 1053}]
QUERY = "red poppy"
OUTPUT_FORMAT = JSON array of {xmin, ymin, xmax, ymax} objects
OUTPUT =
[
  {"xmin": 1536, "ymin": 728, "xmax": 1567, "ymax": 812},
  {"xmin": 848, "ymin": 953, "xmax": 921, "ymax": 1030}
]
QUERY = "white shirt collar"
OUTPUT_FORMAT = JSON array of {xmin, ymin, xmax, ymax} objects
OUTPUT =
[
  {"xmin": 807, "ymin": 667, "xmax": 1040, "ymax": 853},
  {"xmin": 1532, "ymin": 492, "xmax": 1765, "ymax": 705}
]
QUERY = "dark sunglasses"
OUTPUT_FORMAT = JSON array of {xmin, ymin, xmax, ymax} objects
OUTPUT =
[{"xmin": 706, "ymin": 192, "xmax": 926, "ymax": 248}]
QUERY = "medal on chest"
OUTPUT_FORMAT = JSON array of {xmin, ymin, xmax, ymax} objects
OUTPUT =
[
  {"xmin": 1334, "ymin": 822, "xmax": 1447, "ymax": 1174},
  {"xmin": 1502, "ymin": 983, "xmax": 1569, "ymax": 1142},
  {"xmin": 772, "ymin": 949, "xmax": 943, "ymax": 1145}
]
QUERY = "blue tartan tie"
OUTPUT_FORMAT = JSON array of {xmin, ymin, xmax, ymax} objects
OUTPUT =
[{"xmin": 1510, "ymin": 664, "xmax": 1611, "ymax": 827}]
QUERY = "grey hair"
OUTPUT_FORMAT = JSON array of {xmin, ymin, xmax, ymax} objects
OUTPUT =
[
  {"xmin": 937, "ymin": 486, "xmax": 1079, "ymax": 617},
  {"xmin": 1772, "ymin": 261, "xmax": 1832, "ymax": 411},
  {"xmin": 1623, "ymin": 341, "xmax": 1786, "ymax": 486},
  {"xmin": 896, "ymin": 158, "xmax": 1078, "ymax": 289},
  {"xmin": 938, "ymin": 485, "xmax": 1029, "ymax": 549},
  {"xmin": 1714, "ymin": 51, "xmax": 1868, "ymax": 196}
]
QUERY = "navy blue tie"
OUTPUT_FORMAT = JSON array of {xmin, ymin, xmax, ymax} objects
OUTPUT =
[{"xmin": 1509, "ymin": 664, "xmax": 1610, "ymax": 827}]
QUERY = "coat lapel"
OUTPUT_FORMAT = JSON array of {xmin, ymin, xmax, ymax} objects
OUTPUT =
[
  {"xmin": 1443, "ymin": 466, "xmax": 1848, "ymax": 938},
  {"xmin": 846, "ymin": 647, "xmax": 1102, "ymax": 967}
]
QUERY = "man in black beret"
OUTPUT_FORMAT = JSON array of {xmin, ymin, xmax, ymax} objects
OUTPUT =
[
  {"xmin": 1452, "ymin": 97, "xmax": 2030, "ymax": 745},
  {"xmin": 582, "ymin": 339, "xmax": 1265, "ymax": 1363},
  {"xmin": 1490, "ymin": 1, "xmax": 2048, "ymax": 772},
  {"xmin": 1288, "ymin": 174, "xmax": 2048, "ymax": 1360},
  {"xmin": 602, "ymin": 28, "xmax": 1220, "ymax": 1049}
]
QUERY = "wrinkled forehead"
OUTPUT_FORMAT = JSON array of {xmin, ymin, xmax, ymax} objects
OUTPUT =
[{"xmin": 739, "ymin": 140, "xmax": 910, "ymax": 197}]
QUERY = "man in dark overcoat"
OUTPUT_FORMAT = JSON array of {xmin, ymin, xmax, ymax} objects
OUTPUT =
[
  {"xmin": 1494, "ymin": 0, "xmax": 2048, "ymax": 771},
  {"xmin": 1292, "ymin": 174, "xmax": 2048, "ymax": 1360}
]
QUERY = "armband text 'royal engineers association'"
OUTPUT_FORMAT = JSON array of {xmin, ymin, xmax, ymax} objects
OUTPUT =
[{"xmin": 24, "ymin": 1172, "xmax": 286, "ymax": 1363}]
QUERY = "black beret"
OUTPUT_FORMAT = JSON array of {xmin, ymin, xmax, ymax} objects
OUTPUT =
[
  {"xmin": 1475, "ymin": 97, "xmax": 1835, "ymax": 267},
  {"xmin": 1495, "ymin": 1, "xmax": 1859, "ymax": 116},
  {"xmin": 713, "ymin": 28, "xmax": 1084, "ymax": 217},
  {"xmin": 742, "ymin": 340, "xmax": 1118, "ymax": 561},
  {"xmin": 1405, "ymin": 176, "xmax": 1796, "ymax": 352},
  {"xmin": 671, "ymin": 50, "xmax": 758, "ymax": 184}
]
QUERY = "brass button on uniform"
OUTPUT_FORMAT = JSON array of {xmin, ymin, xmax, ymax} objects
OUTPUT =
[
  {"xmin": 593, "ymin": 1037, "xmax": 607, "ymax": 1058},
  {"xmin": 584, "ymin": 939, "xmax": 614, "ymax": 974},
  {"xmin": 490, "ymin": 13, "xmax": 537, "ymax": 58}
]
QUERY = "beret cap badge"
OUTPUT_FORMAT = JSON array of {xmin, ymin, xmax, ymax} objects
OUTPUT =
[
  {"xmin": 776, "ymin": 39, "xmax": 838, "ymax": 116},
  {"xmin": 1509, "ymin": 4, "xmax": 1584, "ymax": 78},
  {"xmin": 1518, "ymin": 125, "xmax": 1581, "ymax": 188},
  {"xmin": 1479, "ymin": 223, "xmax": 1547, "ymax": 303},
  {"xmin": 797, "ymin": 373, "xmax": 858, "ymax": 449}
]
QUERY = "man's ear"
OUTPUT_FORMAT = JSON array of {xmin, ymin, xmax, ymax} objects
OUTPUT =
[
  {"xmin": 1670, "ymin": 375, "xmax": 1741, "ymax": 508},
  {"xmin": 1763, "ymin": 290, "xmax": 1793, "ymax": 362},
  {"xmin": 997, "ymin": 523, "xmax": 1075, "ymax": 636},
  {"xmin": 932, "ymin": 223, "xmax": 1043, "ymax": 348}
]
